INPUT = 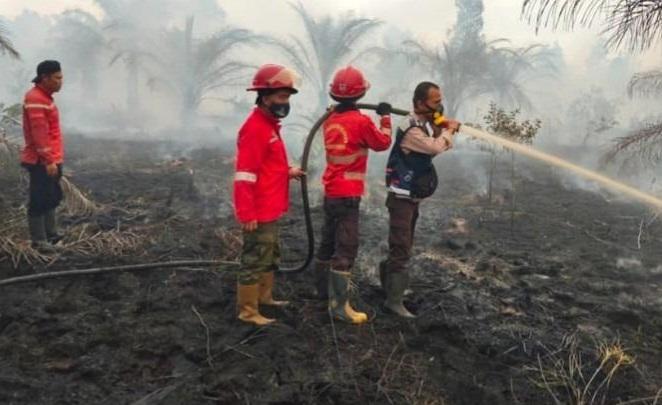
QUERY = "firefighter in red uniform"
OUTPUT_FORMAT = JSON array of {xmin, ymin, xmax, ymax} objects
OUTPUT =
[
  {"xmin": 233, "ymin": 64, "xmax": 304, "ymax": 326},
  {"xmin": 312, "ymin": 66, "xmax": 393, "ymax": 324},
  {"xmin": 21, "ymin": 60, "xmax": 65, "ymax": 251}
]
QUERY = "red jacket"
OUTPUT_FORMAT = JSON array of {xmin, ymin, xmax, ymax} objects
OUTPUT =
[
  {"xmin": 21, "ymin": 85, "xmax": 63, "ymax": 165},
  {"xmin": 233, "ymin": 107, "xmax": 290, "ymax": 223},
  {"xmin": 322, "ymin": 108, "xmax": 391, "ymax": 197}
]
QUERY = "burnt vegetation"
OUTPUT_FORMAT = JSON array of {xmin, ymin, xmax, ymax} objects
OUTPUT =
[{"xmin": 0, "ymin": 1, "xmax": 661, "ymax": 404}]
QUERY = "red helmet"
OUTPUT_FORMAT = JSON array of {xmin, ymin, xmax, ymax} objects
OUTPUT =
[
  {"xmin": 329, "ymin": 66, "xmax": 370, "ymax": 99},
  {"xmin": 247, "ymin": 64, "xmax": 299, "ymax": 94}
]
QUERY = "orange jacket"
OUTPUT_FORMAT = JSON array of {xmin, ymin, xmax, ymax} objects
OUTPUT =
[
  {"xmin": 233, "ymin": 107, "xmax": 290, "ymax": 223},
  {"xmin": 21, "ymin": 85, "xmax": 63, "ymax": 165},
  {"xmin": 322, "ymin": 107, "xmax": 392, "ymax": 198}
]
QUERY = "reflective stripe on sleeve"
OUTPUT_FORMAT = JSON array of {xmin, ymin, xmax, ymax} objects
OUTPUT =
[
  {"xmin": 234, "ymin": 171, "xmax": 258, "ymax": 183},
  {"xmin": 344, "ymin": 172, "xmax": 366, "ymax": 181},
  {"xmin": 24, "ymin": 103, "xmax": 54, "ymax": 110},
  {"xmin": 326, "ymin": 148, "xmax": 368, "ymax": 165},
  {"xmin": 388, "ymin": 185, "xmax": 411, "ymax": 196}
]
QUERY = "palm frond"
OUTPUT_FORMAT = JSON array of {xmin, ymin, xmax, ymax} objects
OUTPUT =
[
  {"xmin": 522, "ymin": 0, "xmax": 662, "ymax": 51},
  {"xmin": 603, "ymin": 121, "xmax": 662, "ymax": 165},
  {"xmin": 0, "ymin": 23, "xmax": 20, "ymax": 59},
  {"xmin": 627, "ymin": 69, "xmax": 662, "ymax": 98},
  {"xmin": 270, "ymin": 2, "xmax": 380, "ymax": 110},
  {"xmin": 605, "ymin": 0, "xmax": 662, "ymax": 51},
  {"xmin": 521, "ymin": 0, "xmax": 609, "ymax": 32}
]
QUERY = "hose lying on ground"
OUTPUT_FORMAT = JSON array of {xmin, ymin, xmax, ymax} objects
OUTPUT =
[{"xmin": 0, "ymin": 260, "xmax": 238, "ymax": 287}]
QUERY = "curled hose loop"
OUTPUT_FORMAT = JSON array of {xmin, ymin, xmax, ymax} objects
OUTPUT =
[{"xmin": 277, "ymin": 103, "xmax": 410, "ymax": 273}]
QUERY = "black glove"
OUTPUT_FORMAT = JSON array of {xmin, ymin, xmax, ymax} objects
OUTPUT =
[{"xmin": 376, "ymin": 102, "xmax": 392, "ymax": 116}]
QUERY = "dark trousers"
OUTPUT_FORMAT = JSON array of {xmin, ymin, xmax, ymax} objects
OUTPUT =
[
  {"xmin": 316, "ymin": 197, "xmax": 360, "ymax": 272},
  {"xmin": 24, "ymin": 163, "xmax": 63, "ymax": 217},
  {"xmin": 383, "ymin": 193, "xmax": 420, "ymax": 274}
]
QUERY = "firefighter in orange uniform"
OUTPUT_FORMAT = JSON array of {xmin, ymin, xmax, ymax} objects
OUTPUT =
[
  {"xmin": 312, "ymin": 66, "xmax": 393, "ymax": 324},
  {"xmin": 21, "ymin": 60, "xmax": 65, "ymax": 251},
  {"xmin": 233, "ymin": 64, "xmax": 304, "ymax": 326}
]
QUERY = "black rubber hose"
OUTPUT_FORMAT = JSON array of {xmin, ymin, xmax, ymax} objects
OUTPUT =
[
  {"xmin": 0, "ymin": 104, "xmax": 410, "ymax": 286},
  {"xmin": 0, "ymin": 260, "xmax": 237, "ymax": 287},
  {"xmin": 278, "ymin": 103, "xmax": 410, "ymax": 273}
]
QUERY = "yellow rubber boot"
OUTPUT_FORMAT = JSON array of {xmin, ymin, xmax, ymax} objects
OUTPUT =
[
  {"xmin": 258, "ymin": 272, "xmax": 289, "ymax": 306},
  {"xmin": 328, "ymin": 270, "xmax": 368, "ymax": 324},
  {"xmin": 237, "ymin": 283, "xmax": 275, "ymax": 326}
]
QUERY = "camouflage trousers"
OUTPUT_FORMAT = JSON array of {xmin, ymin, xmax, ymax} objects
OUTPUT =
[{"xmin": 238, "ymin": 221, "xmax": 281, "ymax": 285}]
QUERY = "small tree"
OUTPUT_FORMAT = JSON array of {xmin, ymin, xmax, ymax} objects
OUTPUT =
[{"xmin": 482, "ymin": 102, "xmax": 541, "ymax": 230}]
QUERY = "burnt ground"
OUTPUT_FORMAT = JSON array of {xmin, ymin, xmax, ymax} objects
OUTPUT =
[{"xmin": 0, "ymin": 134, "xmax": 661, "ymax": 405}]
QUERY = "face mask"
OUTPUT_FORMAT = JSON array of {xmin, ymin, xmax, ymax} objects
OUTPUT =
[
  {"xmin": 269, "ymin": 102, "xmax": 290, "ymax": 118},
  {"xmin": 424, "ymin": 103, "xmax": 445, "ymax": 126}
]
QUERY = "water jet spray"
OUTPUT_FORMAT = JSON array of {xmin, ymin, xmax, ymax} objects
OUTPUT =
[{"xmin": 286, "ymin": 104, "xmax": 662, "ymax": 274}]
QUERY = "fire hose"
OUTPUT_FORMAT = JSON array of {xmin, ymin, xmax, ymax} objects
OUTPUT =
[
  {"xmin": 0, "ymin": 104, "xmax": 410, "ymax": 286},
  {"xmin": 3, "ymin": 102, "xmax": 661, "ymax": 286},
  {"xmin": 282, "ymin": 103, "xmax": 411, "ymax": 273}
]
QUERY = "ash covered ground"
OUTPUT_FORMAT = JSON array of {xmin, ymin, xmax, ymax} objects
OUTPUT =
[{"xmin": 0, "ymin": 134, "xmax": 661, "ymax": 405}]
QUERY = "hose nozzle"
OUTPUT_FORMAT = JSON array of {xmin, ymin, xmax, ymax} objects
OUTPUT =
[{"xmin": 433, "ymin": 111, "xmax": 445, "ymax": 126}]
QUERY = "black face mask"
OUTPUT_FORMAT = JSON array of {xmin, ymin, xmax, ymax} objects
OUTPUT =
[
  {"xmin": 268, "ymin": 102, "xmax": 290, "ymax": 118},
  {"xmin": 424, "ymin": 102, "xmax": 444, "ymax": 116}
]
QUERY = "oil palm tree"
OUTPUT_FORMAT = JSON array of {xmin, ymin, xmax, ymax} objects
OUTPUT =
[
  {"xmin": 522, "ymin": 0, "xmax": 662, "ymax": 51},
  {"xmin": 485, "ymin": 43, "xmax": 559, "ymax": 110},
  {"xmin": 93, "ymin": 0, "xmax": 164, "ymax": 111},
  {"xmin": 270, "ymin": 2, "xmax": 382, "ymax": 114},
  {"xmin": 522, "ymin": 0, "xmax": 662, "ymax": 167},
  {"xmin": 0, "ymin": 22, "xmax": 19, "ymax": 59},
  {"xmin": 149, "ymin": 17, "xmax": 262, "ymax": 127},
  {"xmin": 604, "ymin": 71, "xmax": 662, "ymax": 166},
  {"xmin": 54, "ymin": 10, "xmax": 105, "ymax": 99},
  {"xmin": 393, "ymin": 39, "xmax": 555, "ymax": 116}
]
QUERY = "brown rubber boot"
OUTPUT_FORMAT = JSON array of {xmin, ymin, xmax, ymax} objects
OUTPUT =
[
  {"xmin": 258, "ymin": 272, "xmax": 289, "ymax": 306},
  {"xmin": 313, "ymin": 259, "xmax": 330, "ymax": 300},
  {"xmin": 237, "ymin": 283, "xmax": 275, "ymax": 326},
  {"xmin": 384, "ymin": 272, "xmax": 416, "ymax": 318},
  {"xmin": 328, "ymin": 270, "xmax": 368, "ymax": 324}
]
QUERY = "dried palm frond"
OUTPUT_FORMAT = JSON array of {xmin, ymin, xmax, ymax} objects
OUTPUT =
[
  {"xmin": 0, "ymin": 134, "xmax": 20, "ymax": 169},
  {"xmin": 0, "ymin": 134, "xmax": 24, "ymax": 181},
  {"xmin": 0, "ymin": 236, "xmax": 52, "ymax": 268},
  {"xmin": 63, "ymin": 228, "xmax": 144, "ymax": 257},
  {"xmin": 60, "ymin": 176, "xmax": 100, "ymax": 216}
]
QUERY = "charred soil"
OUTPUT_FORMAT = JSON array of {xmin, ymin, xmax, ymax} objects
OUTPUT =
[{"xmin": 0, "ymin": 135, "xmax": 661, "ymax": 405}]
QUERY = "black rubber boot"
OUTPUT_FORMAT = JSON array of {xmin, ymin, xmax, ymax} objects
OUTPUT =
[
  {"xmin": 44, "ymin": 209, "xmax": 63, "ymax": 244},
  {"xmin": 384, "ymin": 272, "xmax": 416, "ymax": 318},
  {"xmin": 29, "ymin": 214, "xmax": 57, "ymax": 253}
]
